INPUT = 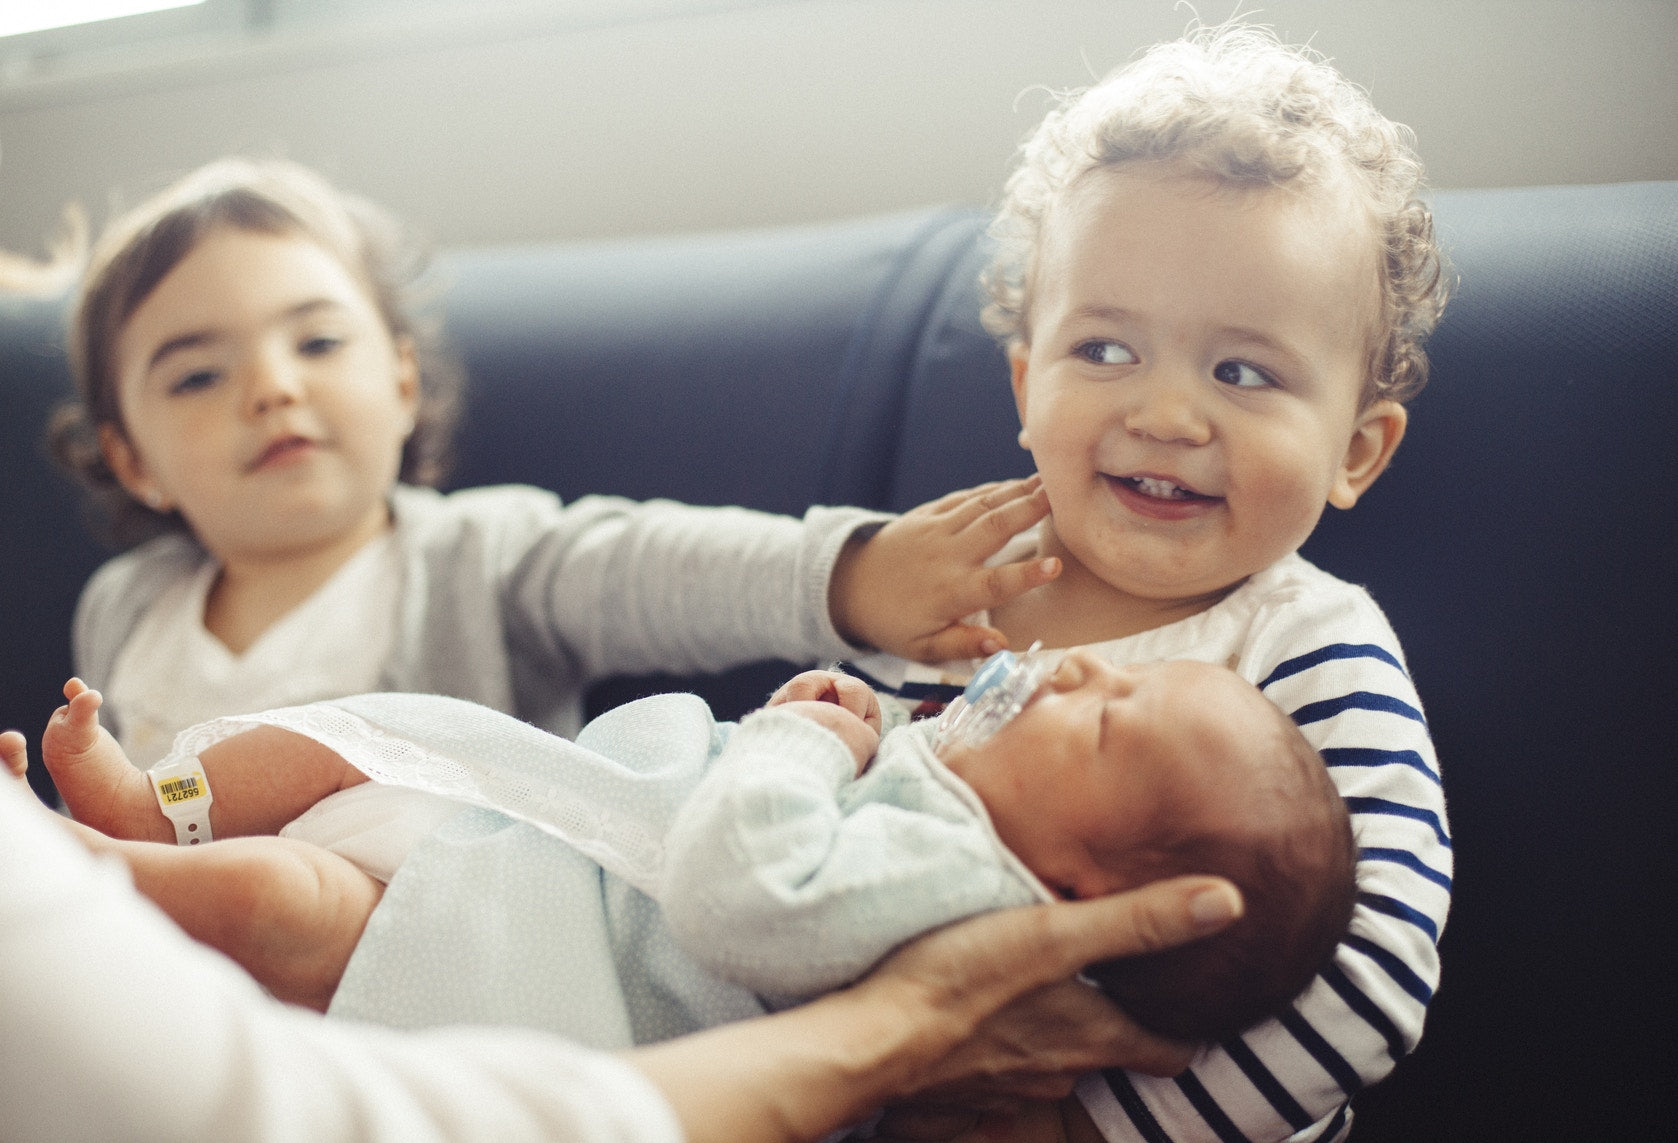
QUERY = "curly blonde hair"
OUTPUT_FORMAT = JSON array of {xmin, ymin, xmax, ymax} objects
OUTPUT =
[
  {"xmin": 48, "ymin": 157, "xmax": 463, "ymax": 546},
  {"xmin": 983, "ymin": 21, "xmax": 1449, "ymax": 406}
]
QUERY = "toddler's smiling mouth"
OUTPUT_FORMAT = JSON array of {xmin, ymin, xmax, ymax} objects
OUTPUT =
[
  {"xmin": 1111, "ymin": 474, "xmax": 1214, "ymax": 502},
  {"xmin": 1100, "ymin": 472, "xmax": 1222, "ymax": 521}
]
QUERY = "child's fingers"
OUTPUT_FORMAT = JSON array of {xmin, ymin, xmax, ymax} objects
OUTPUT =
[
  {"xmin": 931, "ymin": 475, "xmax": 1043, "ymax": 533},
  {"xmin": 907, "ymin": 478, "xmax": 1021, "ymax": 519},
  {"xmin": 62, "ymin": 677, "xmax": 91, "ymax": 702},
  {"xmin": 962, "ymin": 482, "xmax": 1050, "ymax": 553},
  {"xmin": 908, "ymin": 623, "xmax": 1010, "ymax": 665},
  {"xmin": 962, "ymin": 554, "xmax": 1062, "ymax": 617}
]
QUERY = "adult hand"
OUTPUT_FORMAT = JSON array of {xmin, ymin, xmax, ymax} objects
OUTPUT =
[
  {"xmin": 863, "ymin": 876, "xmax": 1237, "ymax": 1098},
  {"xmin": 629, "ymin": 874, "xmax": 1242, "ymax": 1143}
]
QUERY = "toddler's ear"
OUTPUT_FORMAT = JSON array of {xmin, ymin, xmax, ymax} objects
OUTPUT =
[
  {"xmin": 1009, "ymin": 342, "xmax": 1033, "ymax": 451},
  {"xmin": 1330, "ymin": 400, "xmax": 1407, "ymax": 509},
  {"xmin": 394, "ymin": 336, "xmax": 421, "ymax": 425},
  {"xmin": 97, "ymin": 424, "xmax": 173, "ymax": 513}
]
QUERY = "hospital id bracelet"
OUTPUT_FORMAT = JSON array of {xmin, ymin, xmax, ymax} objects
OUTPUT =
[{"xmin": 149, "ymin": 755, "xmax": 214, "ymax": 846}]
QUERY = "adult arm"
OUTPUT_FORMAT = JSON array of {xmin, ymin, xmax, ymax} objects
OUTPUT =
[
  {"xmin": 0, "ymin": 776, "xmax": 1239, "ymax": 1143},
  {"xmin": 0, "ymin": 774, "xmax": 676, "ymax": 1142},
  {"xmin": 635, "ymin": 876, "xmax": 1243, "ymax": 1143}
]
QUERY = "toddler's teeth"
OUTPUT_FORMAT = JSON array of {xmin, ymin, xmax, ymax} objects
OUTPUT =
[{"xmin": 1134, "ymin": 477, "xmax": 1185, "ymax": 499}]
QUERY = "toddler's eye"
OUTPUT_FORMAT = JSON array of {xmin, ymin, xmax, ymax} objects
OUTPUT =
[
  {"xmin": 1213, "ymin": 360, "xmax": 1276, "ymax": 389},
  {"xmin": 169, "ymin": 369, "xmax": 219, "ymax": 395},
  {"xmin": 1054, "ymin": 884, "xmax": 1080, "ymax": 901},
  {"xmin": 299, "ymin": 334, "xmax": 345, "ymax": 357},
  {"xmin": 1074, "ymin": 339, "xmax": 1138, "ymax": 366}
]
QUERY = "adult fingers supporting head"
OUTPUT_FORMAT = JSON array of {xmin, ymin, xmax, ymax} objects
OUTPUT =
[
  {"xmin": 907, "ymin": 973, "xmax": 1193, "ymax": 1097},
  {"xmin": 1045, "ymin": 875, "xmax": 1243, "ymax": 972},
  {"xmin": 911, "ymin": 875, "xmax": 1243, "ymax": 1000},
  {"xmin": 864, "ymin": 876, "xmax": 1241, "ymax": 1096}
]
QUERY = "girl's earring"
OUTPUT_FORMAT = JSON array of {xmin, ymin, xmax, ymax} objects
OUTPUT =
[
  {"xmin": 1017, "ymin": 428, "xmax": 1032, "ymax": 450},
  {"xmin": 141, "ymin": 490, "xmax": 167, "ymax": 511}
]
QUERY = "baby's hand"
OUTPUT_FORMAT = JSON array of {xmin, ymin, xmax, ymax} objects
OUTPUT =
[
  {"xmin": 829, "ymin": 476, "xmax": 1060, "ymax": 664},
  {"xmin": 767, "ymin": 671, "xmax": 882, "ymax": 774}
]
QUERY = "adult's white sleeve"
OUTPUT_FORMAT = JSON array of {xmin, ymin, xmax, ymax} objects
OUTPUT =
[{"xmin": 0, "ymin": 779, "xmax": 684, "ymax": 1143}]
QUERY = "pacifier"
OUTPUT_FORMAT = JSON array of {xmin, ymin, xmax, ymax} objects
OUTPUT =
[{"xmin": 932, "ymin": 642, "xmax": 1059, "ymax": 754}]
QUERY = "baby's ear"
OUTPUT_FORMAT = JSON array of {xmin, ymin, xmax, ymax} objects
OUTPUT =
[
  {"xmin": 1009, "ymin": 341, "xmax": 1033, "ymax": 451},
  {"xmin": 1329, "ymin": 401, "xmax": 1407, "ymax": 509}
]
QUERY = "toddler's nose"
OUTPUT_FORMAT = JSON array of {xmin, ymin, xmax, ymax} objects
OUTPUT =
[
  {"xmin": 1122, "ymin": 369, "xmax": 1211, "ymax": 446},
  {"xmin": 244, "ymin": 353, "xmax": 305, "ymax": 415}
]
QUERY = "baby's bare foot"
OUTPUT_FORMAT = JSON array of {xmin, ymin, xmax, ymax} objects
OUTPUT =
[{"xmin": 41, "ymin": 680, "xmax": 172, "ymax": 843}]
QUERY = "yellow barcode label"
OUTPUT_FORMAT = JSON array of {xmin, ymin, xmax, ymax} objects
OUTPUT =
[{"xmin": 156, "ymin": 775, "xmax": 205, "ymax": 805}]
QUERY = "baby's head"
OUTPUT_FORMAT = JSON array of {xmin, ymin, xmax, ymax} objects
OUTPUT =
[
  {"xmin": 50, "ymin": 157, "xmax": 462, "ymax": 545},
  {"xmin": 938, "ymin": 651, "xmax": 1356, "ymax": 1042},
  {"xmin": 980, "ymin": 24, "xmax": 1451, "ymax": 613}
]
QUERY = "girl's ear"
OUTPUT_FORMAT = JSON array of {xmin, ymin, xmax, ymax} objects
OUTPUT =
[
  {"xmin": 1329, "ymin": 400, "xmax": 1407, "ymax": 509},
  {"xmin": 98, "ymin": 423, "xmax": 173, "ymax": 512},
  {"xmin": 394, "ymin": 337, "xmax": 420, "ymax": 433},
  {"xmin": 1009, "ymin": 341, "xmax": 1033, "ymax": 451}
]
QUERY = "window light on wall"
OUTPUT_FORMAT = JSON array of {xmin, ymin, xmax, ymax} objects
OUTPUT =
[{"xmin": 0, "ymin": 1, "xmax": 208, "ymax": 40}]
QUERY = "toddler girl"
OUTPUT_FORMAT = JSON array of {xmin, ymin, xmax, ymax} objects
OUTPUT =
[{"xmin": 44, "ymin": 157, "xmax": 1057, "ymax": 773}]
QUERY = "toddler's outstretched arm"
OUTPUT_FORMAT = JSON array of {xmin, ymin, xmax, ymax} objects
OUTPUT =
[
  {"xmin": 830, "ymin": 476, "xmax": 1061, "ymax": 663},
  {"xmin": 42, "ymin": 679, "xmax": 368, "ymax": 843}
]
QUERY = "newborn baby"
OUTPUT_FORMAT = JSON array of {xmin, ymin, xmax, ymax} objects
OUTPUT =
[{"xmin": 21, "ymin": 648, "xmax": 1353, "ymax": 1043}]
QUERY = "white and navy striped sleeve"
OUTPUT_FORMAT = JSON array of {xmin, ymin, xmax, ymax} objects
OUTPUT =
[{"xmin": 1080, "ymin": 581, "xmax": 1451, "ymax": 1142}]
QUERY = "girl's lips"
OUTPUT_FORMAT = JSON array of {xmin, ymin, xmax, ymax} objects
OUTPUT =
[
  {"xmin": 1102, "ymin": 473, "xmax": 1220, "ymax": 521},
  {"xmin": 248, "ymin": 436, "xmax": 316, "ymax": 472}
]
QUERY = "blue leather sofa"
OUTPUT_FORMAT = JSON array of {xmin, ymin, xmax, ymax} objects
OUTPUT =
[{"xmin": 3, "ymin": 181, "xmax": 1673, "ymax": 1140}]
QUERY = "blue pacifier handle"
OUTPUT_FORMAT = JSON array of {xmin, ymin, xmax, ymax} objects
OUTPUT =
[
  {"xmin": 933, "ymin": 643, "xmax": 1054, "ymax": 754},
  {"xmin": 962, "ymin": 649, "xmax": 1018, "ymax": 703}
]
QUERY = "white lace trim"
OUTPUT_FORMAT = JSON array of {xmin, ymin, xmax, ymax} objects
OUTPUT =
[{"xmin": 168, "ymin": 701, "xmax": 668, "ymax": 894}]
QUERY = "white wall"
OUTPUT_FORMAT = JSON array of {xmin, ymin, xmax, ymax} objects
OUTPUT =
[{"xmin": 1, "ymin": 0, "xmax": 1674, "ymax": 254}]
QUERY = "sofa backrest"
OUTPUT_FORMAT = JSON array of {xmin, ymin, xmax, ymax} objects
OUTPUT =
[{"xmin": 3, "ymin": 182, "xmax": 1674, "ymax": 1140}]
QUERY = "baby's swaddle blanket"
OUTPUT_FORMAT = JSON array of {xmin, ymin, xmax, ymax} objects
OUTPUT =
[
  {"xmin": 166, "ymin": 689, "xmax": 1048, "ymax": 1046},
  {"xmin": 167, "ymin": 691, "xmax": 769, "ymax": 1046}
]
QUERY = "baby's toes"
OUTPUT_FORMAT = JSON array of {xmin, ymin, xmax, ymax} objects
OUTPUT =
[{"xmin": 1, "ymin": 730, "xmax": 28, "ymax": 779}]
